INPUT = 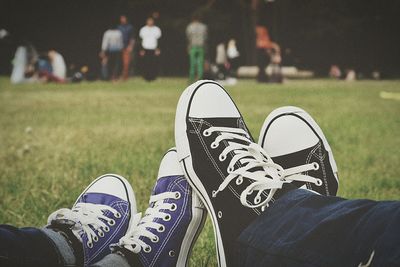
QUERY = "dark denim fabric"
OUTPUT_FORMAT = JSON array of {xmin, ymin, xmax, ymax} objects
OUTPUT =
[
  {"xmin": 0, "ymin": 224, "xmax": 64, "ymax": 267},
  {"xmin": 238, "ymin": 189, "xmax": 400, "ymax": 267}
]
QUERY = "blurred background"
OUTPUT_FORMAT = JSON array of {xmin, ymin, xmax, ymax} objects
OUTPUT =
[{"xmin": 1, "ymin": 0, "xmax": 400, "ymax": 78}]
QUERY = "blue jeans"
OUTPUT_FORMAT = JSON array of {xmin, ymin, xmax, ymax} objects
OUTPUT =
[
  {"xmin": 238, "ymin": 189, "xmax": 400, "ymax": 267},
  {"xmin": 0, "ymin": 225, "xmax": 65, "ymax": 266},
  {"xmin": 1, "ymin": 190, "xmax": 399, "ymax": 266}
]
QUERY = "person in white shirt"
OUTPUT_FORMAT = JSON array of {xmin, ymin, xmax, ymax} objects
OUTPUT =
[
  {"xmin": 48, "ymin": 50, "xmax": 66, "ymax": 82},
  {"xmin": 139, "ymin": 17, "xmax": 162, "ymax": 81},
  {"xmin": 100, "ymin": 27, "xmax": 123, "ymax": 80}
]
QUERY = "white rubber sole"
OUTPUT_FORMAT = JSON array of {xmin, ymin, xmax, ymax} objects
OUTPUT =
[
  {"xmin": 258, "ymin": 106, "xmax": 339, "ymax": 183},
  {"xmin": 175, "ymin": 80, "xmax": 231, "ymax": 267}
]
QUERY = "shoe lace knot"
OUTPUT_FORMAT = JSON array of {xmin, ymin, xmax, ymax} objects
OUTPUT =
[
  {"xmin": 113, "ymin": 191, "xmax": 180, "ymax": 254},
  {"xmin": 206, "ymin": 126, "xmax": 322, "ymax": 210},
  {"xmin": 48, "ymin": 202, "xmax": 120, "ymax": 248}
]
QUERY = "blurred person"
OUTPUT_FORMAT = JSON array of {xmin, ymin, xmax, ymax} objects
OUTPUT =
[
  {"xmin": 227, "ymin": 38, "xmax": 240, "ymax": 77},
  {"xmin": 48, "ymin": 50, "xmax": 66, "ymax": 81},
  {"xmin": 268, "ymin": 44, "xmax": 283, "ymax": 83},
  {"xmin": 186, "ymin": 14, "xmax": 207, "ymax": 82},
  {"xmin": 255, "ymin": 25, "xmax": 273, "ymax": 82},
  {"xmin": 11, "ymin": 44, "xmax": 39, "ymax": 84},
  {"xmin": 118, "ymin": 15, "xmax": 135, "ymax": 80},
  {"xmin": 329, "ymin": 65, "xmax": 342, "ymax": 79},
  {"xmin": 100, "ymin": 26, "xmax": 123, "ymax": 81},
  {"xmin": 139, "ymin": 17, "xmax": 161, "ymax": 81},
  {"xmin": 215, "ymin": 42, "xmax": 227, "ymax": 81}
]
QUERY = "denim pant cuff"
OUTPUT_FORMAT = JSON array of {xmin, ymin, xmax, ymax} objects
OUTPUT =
[
  {"xmin": 91, "ymin": 253, "xmax": 131, "ymax": 267},
  {"xmin": 41, "ymin": 228, "xmax": 76, "ymax": 266}
]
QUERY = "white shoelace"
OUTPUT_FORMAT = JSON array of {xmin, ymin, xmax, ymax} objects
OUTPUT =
[
  {"xmin": 48, "ymin": 202, "xmax": 121, "ymax": 248},
  {"xmin": 114, "ymin": 191, "xmax": 180, "ymax": 254},
  {"xmin": 205, "ymin": 126, "xmax": 322, "ymax": 210}
]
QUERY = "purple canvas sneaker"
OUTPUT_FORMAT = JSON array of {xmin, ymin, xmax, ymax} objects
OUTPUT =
[
  {"xmin": 112, "ymin": 148, "xmax": 206, "ymax": 267},
  {"xmin": 47, "ymin": 174, "xmax": 137, "ymax": 266}
]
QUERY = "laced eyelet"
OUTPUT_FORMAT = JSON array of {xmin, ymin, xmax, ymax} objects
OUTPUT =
[
  {"xmin": 169, "ymin": 250, "xmax": 176, "ymax": 257},
  {"xmin": 210, "ymin": 142, "xmax": 218, "ymax": 149},
  {"xmin": 164, "ymin": 214, "xmax": 171, "ymax": 221},
  {"xmin": 174, "ymin": 192, "xmax": 181, "ymax": 199},
  {"xmin": 152, "ymin": 236, "xmax": 159, "ymax": 243},
  {"xmin": 144, "ymin": 245, "xmax": 151, "ymax": 253},
  {"xmin": 203, "ymin": 129, "xmax": 211, "ymax": 137},
  {"xmin": 170, "ymin": 203, "xmax": 177, "ymax": 211},
  {"xmin": 313, "ymin": 162, "xmax": 320, "ymax": 170},
  {"xmin": 158, "ymin": 225, "xmax": 165, "ymax": 232},
  {"xmin": 227, "ymin": 166, "xmax": 234, "ymax": 173},
  {"xmin": 254, "ymin": 196, "xmax": 261, "ymax": 204},
  {"xmin": 93, "ymin": 236, "xmax": 98, "ymax": 242},
  {"xmin": 87, "ymin": 241, "xmax": 93, "ymax": 248},
  {"xmin": 108, "ymin": 219, "xmax": 115, "ymax": 226},
  {"xmin": 98, "ymin": 231, "xmax": 104, "ymax": 237},
  {"xmin": 219, "ymin": 154, "xmax": 226, "ymax": 161},
  {"xmin": 212, "ymin": 190, "xmax": 217, "ymax": 198},
  {"xmin": 103, "ymin": 226, "xmax": 110, "ymax": 232},
  {"xmin": 115, "ymin": 212, "xmax": 121, "ymax": 218}
]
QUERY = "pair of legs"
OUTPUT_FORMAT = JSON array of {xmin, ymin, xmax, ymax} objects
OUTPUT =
[
  {"xmin": 105, "ymin": 51, "xmax": 122, "ymax": 81},
  {"xmin": 1, "ymin": 80, "xmax": 399, "ymax": 267},
  {"xmin": 141, "ymin": 49, "xmax": 159, "ymax": 81},
  {"xmin": 121, "ymin": 48, "xmax": 132, "ymax": 80},
  {"xmin": 188, "ymin": 46, "xmax": 205, "ymax": 82}
]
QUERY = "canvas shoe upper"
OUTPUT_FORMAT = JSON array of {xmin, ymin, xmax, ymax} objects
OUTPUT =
[
  {"xmin": 258, "ymin": 106, "xmax": 339, "ymax": 196},
  {"xmin": 174, "ymin": 80, "xmax": 322, "ymax": 267},
  {"xmin": 112, "ymin": 148, "xmax": 206, "ymax": 267},
  {"xmin": 47, "ymin": 174, "xmax": 137, "ymax": 266}
]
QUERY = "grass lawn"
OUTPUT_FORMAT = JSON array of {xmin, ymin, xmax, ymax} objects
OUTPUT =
[{"xmin": 0, "ymin": 77, "xmax": 399, "ymax": 265}]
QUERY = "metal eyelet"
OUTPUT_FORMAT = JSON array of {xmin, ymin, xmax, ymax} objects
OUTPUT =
[
  {"xmin": 158, "ymin": 225, "xmax": 165, "ymax": 232},
  {"xmin": 87, "ymin": 241, "xmax": 93, "ymax": 248},
  {"xmin": 254, "ymin": 196, "xmax": 261, "ymax": 204},
  {"xmin": 108, "ymin": 219, "xmax": 115, "ymax": 226},
  {"xmin": 203, "ymin": 129, "xmax": 211, "ymax": 137},
  {"xmin": 236, "ymin": 177, "xmax": 243, "ymax": 185},
  {"xmin": 313, "ymin": 162, "xmax": 320, "ymax": 170},
  {"xmin": 170, "ymin": 203, "xmax": 177, "ymax": 211},
  {"xmin": 164, "ymin": 214, "xmax": 171, "ymax": 221},
  {"xmin": 115, "ymin": 212, "xmax": 121, "ymax": 218},
  {"xmin": 152, "ymin": 236, "xmax": 159, "ymax": 243},
  {"xmin": 227, "ymin": 166, "xmax": 234, "ymax": 173},
  {"xmin": 210, "ymin": 142, "xmax": 218, "ymax": 149},
  {"xmin": 103, "ymin": 226, "xmax": 110, "ymax": 232},
  {"xmin": 316, "ymin": 179, "xmax": 323, "ymax": 186},
  {"xmin": 217, "ymin": 211, "xmax": 222, "ymax": 218},
  {"xmin": 98, "ymin": 231, "xmax": 104, "ymax": 237},
  {"xmin": 174, "ymin": 192, "xmax": 181, "ymax": 199},
  {"xmin": 169, "ymin": 250, "xmax": 176, "ymax": 257},
  {"xmin": 219, "ymin": 154, "xmax": 226, "ymax": 161},
  {"xmin": 144, "ymin": 245, "xmax": 151, "ymax": 253},
  {"xmin": 93, "ymin": 236, "xmax": 98, "ymax": 242}
]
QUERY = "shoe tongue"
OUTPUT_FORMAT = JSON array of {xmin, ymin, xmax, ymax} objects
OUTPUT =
[
  {"xmin": 152, "ymin": 176, "xmax": 174, "ymax": 196},
  {"xmin": 76, "ymin": 192, "xmax": 122, "ymax": 206}
]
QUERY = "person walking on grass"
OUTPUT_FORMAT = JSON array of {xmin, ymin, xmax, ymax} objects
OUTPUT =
[
  {"xmin": 139, "ymin": 17, "xmax": 161, "ymax": 81},
  {"xmin": 100, "ymin": 26, "xmax": 123, "ymax": 81},
  {"xmin": 186, "ymin": 14, "xmax": 207, "ymax": 82}
]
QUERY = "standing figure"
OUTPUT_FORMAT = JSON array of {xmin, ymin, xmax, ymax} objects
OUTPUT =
[
  {"xmin": 139, "ymin": 17, "xmax": 162, "ymax": 81},
  {"xmin": 186, "ymin": 14, "xmax": 207, "ymax": 82},
  {"xmin": 100, "ymin": 26, "xmax": 123, "ymax": 81},
  {"xmin": 255, "ymin": 25, "xmax": 272, "ymax": 82},
  {"xmin": 227, "ymin": 38, "xmax": 240, "ymax": 77},
  {"xmin": 118, "ymin": 15, "xmax": 135, "ymax": 80}
]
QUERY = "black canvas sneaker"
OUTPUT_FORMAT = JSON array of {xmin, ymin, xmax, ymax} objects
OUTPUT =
[
  {"xmin": 175, "ymin": 80, "xmax": 322, "ymax": 267},
  {"xmin": 258, "ymin": 106, "xmax": 339, "ymax": 196}
]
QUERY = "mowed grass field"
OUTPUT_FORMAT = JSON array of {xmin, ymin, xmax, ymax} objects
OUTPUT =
[{"xmin": 0, "ymin": 77, "xmax": 399, "ymax": 265}]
